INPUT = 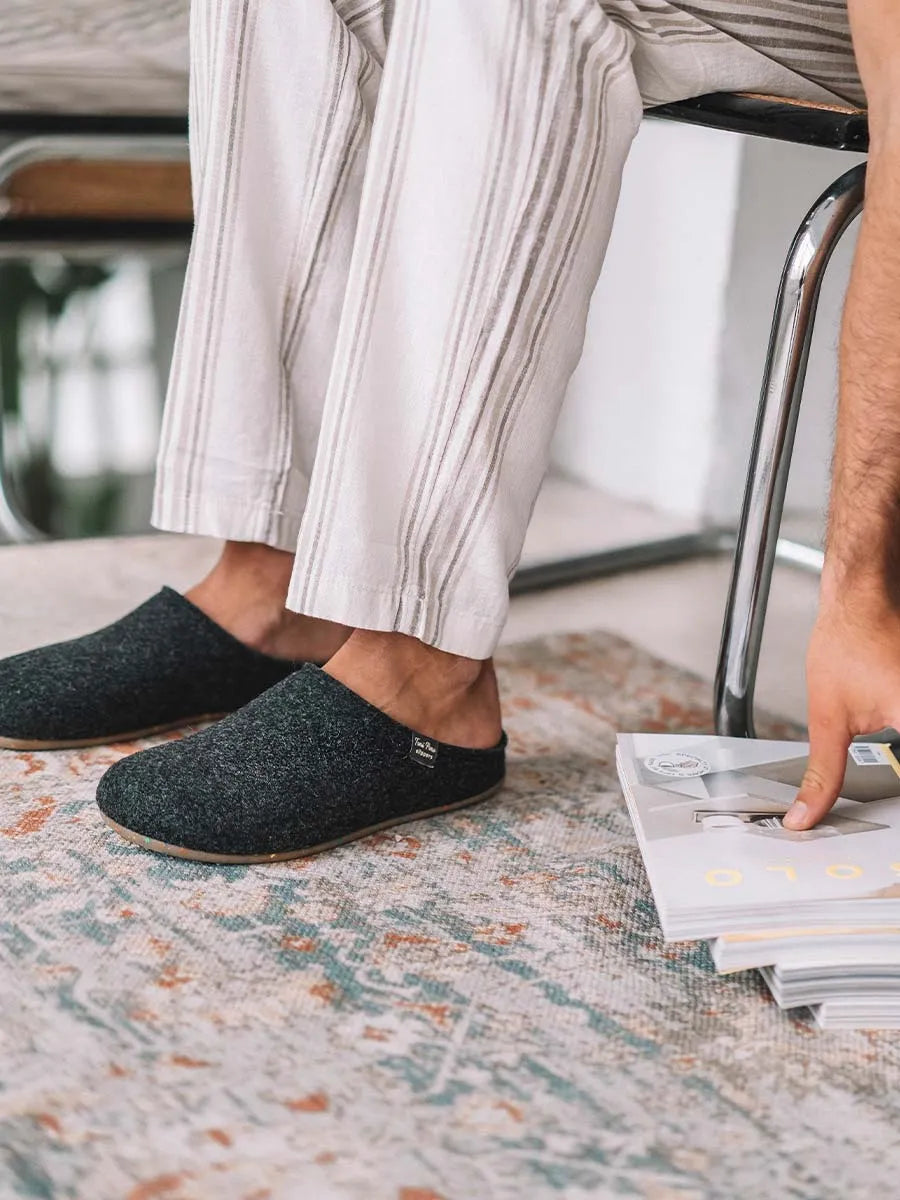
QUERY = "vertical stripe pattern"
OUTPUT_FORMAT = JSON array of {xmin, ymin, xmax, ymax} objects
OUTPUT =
[{"xmin": 155, "ymin": 0, "xmax": 861, "ymax": 658}]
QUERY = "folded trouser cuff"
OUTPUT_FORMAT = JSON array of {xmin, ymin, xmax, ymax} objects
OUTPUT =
[
  {"xmin": 287, "ymin": 569, "xmax": 507, "ymax": 660},
  {"xmin": 152, "ymin": 452, "xmax": 307, "ymax": 552},
  {"xmin": 154, "ymin": 452, "xmax": 509, "ymax": 658}
]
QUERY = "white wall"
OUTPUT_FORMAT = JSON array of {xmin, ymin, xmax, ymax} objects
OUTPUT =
[
  {"xmin": 552, "ymin": 122, "xmax": 865, "ymax": 533},
  {"xmin": 706, "ymin": 137, "xmax": 864, "ymax": 529},
  {"xmin": 552, "ymin": 120, "xmax": 744, "ymax": 520}
]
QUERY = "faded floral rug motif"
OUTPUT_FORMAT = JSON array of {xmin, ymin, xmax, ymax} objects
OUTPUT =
[{"xmin": 0, "ymin": 630, "xmax": 896, "ymax": 1200}]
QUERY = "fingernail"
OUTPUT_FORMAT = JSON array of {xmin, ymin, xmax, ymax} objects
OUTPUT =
[{"xmin": 783, "ymin": 800, "xmax": 807, "ymax": 830}]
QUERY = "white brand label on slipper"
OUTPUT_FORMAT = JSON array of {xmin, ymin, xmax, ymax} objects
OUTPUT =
[{"xmin": 410, "ymin": 734, "xmax": 438, "ymax": 768}]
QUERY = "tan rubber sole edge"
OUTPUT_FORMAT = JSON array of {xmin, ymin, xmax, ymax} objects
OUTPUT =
[
  {"xmin": 0, "ymin": 714, "xmax": 228, "ymax": 752},
  {"xmin": 102, "ymin": 780, "xmax": 505, "ymax": 865}
]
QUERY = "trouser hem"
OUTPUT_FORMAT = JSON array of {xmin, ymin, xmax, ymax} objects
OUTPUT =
[
  {"xmin": 152, "ymin": 453, "xmax": 306, "ymax": 552},
  {"xmin": 286, "ymin": 570, "xmax": 506, "ymax": 660}
]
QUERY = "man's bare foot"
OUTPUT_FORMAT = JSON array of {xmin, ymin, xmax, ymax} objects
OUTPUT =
[
  {"xmin": 323, "ymin": 629, "xmax": 502, "ymax": 749},
  {"xmin": 189, "ymin": 546, "xmax": 501, "ymax": 743},
  {"xmin": 187, "ymin": 541, "xmax": 352, "ymax": 662}
]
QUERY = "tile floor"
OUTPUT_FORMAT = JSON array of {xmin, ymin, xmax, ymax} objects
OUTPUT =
[{"xmin": 0, "ymin": 477, "xmax": 820, "ymax": 725}]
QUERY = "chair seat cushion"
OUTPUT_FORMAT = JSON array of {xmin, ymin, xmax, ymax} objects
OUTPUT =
[{"xmin": 0, "ymin": 2, "xmax": 188, "ymax": 116}]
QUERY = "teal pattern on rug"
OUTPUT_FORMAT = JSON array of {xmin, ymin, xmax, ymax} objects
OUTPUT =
[{"xmin": 0, "ymin": 630, "xmax": 895, "ymax": 1200}]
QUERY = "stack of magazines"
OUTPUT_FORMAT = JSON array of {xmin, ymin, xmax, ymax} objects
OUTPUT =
[{"xmin": 616, "ymin": 732, "xmax": 900, "ymax": 1029}]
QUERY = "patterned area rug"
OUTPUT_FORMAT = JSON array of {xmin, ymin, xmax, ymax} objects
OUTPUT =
[{"xmin": 0, "ymin": 629, "xmax": 896, "ymax": 1200}]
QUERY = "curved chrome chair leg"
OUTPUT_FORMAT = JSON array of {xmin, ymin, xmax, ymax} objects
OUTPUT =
[{"xmin": 714, "ymin": 162, "xmax": 867, "ymax": 738}]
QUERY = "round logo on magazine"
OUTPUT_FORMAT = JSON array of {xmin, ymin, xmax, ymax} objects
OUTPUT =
[{"xmin": 644, "ymin": 752, "xmax": 710, "ymax": 778}]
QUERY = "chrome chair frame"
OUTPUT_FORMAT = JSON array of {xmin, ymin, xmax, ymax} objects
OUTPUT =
[
  {"xmin": 514, "ymin": 96, "xmax": 868, "ymax": 739},
  {"xmin": 714, "ymin": 163, "xmax": 865, "ymax": 736},
  {"xmin": 0, "ymin": 100, "xmax": 868, "ymax": 741},
  {"xmin": 514, "ymin": 160, "xmax": 866, "ymax": 740}
]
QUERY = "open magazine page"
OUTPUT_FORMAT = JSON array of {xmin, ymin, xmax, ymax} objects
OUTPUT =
[{"xmin": 617, "ymin": 733, "xmax": 900, "ymax": 940}]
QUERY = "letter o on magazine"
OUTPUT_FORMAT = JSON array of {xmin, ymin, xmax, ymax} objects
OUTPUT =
[
  {"xmin": 705, "ymin": 868, "xmax": 743, "ymax": 887},
  {"xmin": 826, "ymin": 863, "xmax": 864, "ymax": 880}
]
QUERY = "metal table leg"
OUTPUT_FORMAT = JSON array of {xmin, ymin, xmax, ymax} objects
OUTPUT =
[{"xmin": 714, "ymin": 162, "xmax": 866, "ymax": 738}]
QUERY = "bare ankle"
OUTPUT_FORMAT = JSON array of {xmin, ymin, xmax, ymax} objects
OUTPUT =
[
  {"xmin": 187, "ymin": 541, "xmax": 352, "ymax": 662},
  {"xmin": 192, "ymin": 541, "xmax": 296, "ymax": 601},
  {"xmin": 324, "ymin": 630, "xmax": 502, "ymax": 748}
]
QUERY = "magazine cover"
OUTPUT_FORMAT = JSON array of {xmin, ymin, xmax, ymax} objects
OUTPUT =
[{"xmin": 616, "ymin": 733, "xmax": 900, "ymax": 939}]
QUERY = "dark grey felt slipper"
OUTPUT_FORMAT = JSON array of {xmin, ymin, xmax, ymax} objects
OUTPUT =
[
  {"xmin": 96, "ymin": 664, "xmax": 506, "ymax": 863},
  {"xmin": 0, "ymin": 587, "xmax": 302, "ymax": 750}
]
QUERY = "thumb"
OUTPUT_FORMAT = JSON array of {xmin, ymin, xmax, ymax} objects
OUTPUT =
[{"xmin": 783, "ymin": 718, "xmax": 850, "ymax": 831}]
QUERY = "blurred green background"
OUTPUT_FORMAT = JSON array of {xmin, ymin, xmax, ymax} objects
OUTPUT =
[{"xmin": 0, "ymin": 251, "xmax": 185, "ymax": 538}]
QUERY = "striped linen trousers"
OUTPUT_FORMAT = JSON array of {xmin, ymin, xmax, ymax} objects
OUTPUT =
[{"xmin": 154, "ymin": 0, "xmax": 862, "ymax": 659}]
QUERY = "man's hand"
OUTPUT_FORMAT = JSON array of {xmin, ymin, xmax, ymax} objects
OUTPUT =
[
  {"xmin": 786, "ymin": 594, "xmax": 900, "ymax": 830},
  {"xmin": 794, "ymin": 3, "xmax": 900, "ymax": 829}
]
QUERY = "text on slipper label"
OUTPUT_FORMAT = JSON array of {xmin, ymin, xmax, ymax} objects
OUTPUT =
[{"xmin": 410, "ymin": 734, "xmax": 438, "ymax": 768}]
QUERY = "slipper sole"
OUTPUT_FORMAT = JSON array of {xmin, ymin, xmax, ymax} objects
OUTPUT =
[
  {"xmin": 102, "ymin": 781, "xmax": 505, "ymax": 864},
  {"xmin": 0, "ymin": 713, "xmax": 229, "ymax": 752}
]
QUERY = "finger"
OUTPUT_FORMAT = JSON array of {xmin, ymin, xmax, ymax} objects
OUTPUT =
[{"xmin": 783, "ymin": 721, "xmax": 850, "ymax": 830}]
